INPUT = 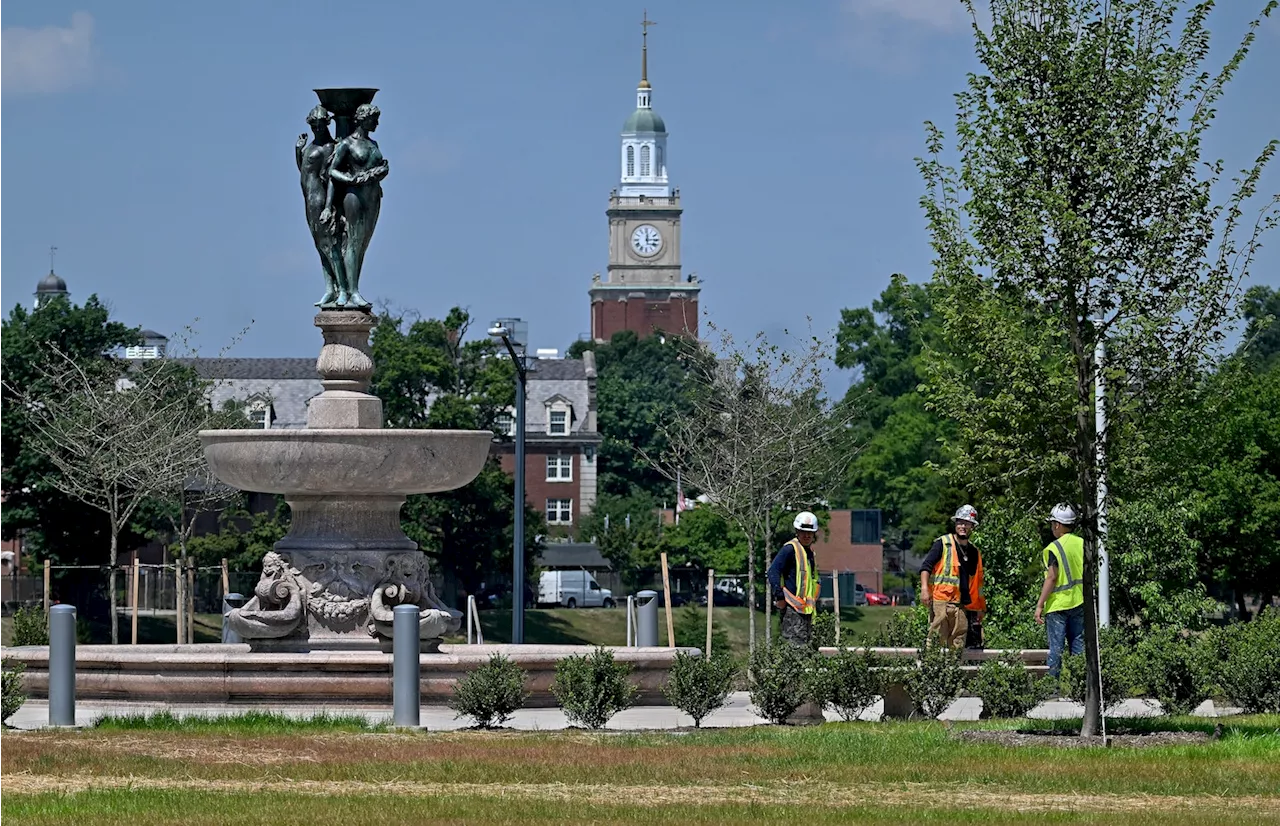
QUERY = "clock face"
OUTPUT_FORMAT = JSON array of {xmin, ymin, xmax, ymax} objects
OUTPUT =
[{"xmin": 630, "ymin": 224, "xmax": 663, "ymax": 257}]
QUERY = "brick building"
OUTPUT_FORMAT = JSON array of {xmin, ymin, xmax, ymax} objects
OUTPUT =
[{"xmin": 493, "ymin": 352, "xmax": 602, "ymax": 531}]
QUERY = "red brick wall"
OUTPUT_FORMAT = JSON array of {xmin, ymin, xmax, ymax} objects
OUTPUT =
[
  {"xmin": 592, "ymin": 295, "xmax": 698, "ymax": 341},
  {"xmin": 813, "ymin": 510, "xmax": 884, "ymax": 592},
  {"xmin": 498, "ymin": 448, "xmax": 582, "ymax": 528}
]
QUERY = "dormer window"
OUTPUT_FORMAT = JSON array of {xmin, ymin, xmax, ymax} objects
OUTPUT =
[
  {"xmin": 544, "ymin": 395, "xmax": 573, "ymax": 436},
  {"xmin": 244, "ymin": 395, "xmax": 274, "ymax": 429}
]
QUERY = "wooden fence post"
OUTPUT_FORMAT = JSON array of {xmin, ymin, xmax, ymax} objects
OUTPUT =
[
  {"xmin": 833, "ymin": 573, "xmax": 841, "ymax": 646},
  {"xmin": 43, "ymin": 563, "xmax": 50, "ymax": 614},
  {"xmin": 131, "ymin": 557, "xmax": 140, "ymax": 645},
  {"xmin": 705, "ymin": 569, "xmax": 714, "ymax": 658},
  {"xmin": 660, "ymin": 552, "xmax": 675, "ymax": 648}
]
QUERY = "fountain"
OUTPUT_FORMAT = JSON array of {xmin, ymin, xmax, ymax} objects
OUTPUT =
[{"xmin": 2, "ymin": 88, "xmax": 689, "ymax": 708}]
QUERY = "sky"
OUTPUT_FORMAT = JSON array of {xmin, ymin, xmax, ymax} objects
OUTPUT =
[{"xmin": 3, "ymin": 1, "xmax": 1278, "ymax": 376}]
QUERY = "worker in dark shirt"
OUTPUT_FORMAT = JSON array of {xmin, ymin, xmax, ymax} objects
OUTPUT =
[
  {"xmin": 767, "ymin": 511, "xmax": 821, "ymax": 647},
  {"xmin": 919, "ymin": 505, "xmax": 985, "ymax": 649}
]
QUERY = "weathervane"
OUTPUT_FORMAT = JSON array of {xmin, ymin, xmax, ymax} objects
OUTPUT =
[{"xmin": 49, "ymin": 245, "xmax": 58, "ymax": 272}]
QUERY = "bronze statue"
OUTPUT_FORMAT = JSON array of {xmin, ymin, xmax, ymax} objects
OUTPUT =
[
  {"xmin": 320, "ymin": 103, "xmax": 388, "ymax": 312},
  {"xmin": 296, "ymin": 105, "xmax": 347, "ymax": 309}
]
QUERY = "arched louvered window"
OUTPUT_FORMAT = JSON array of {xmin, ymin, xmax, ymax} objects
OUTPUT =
[
  {"xmin": 626, "ymin": 145, "xmax": 635, "ymax": 177},
  {"xmin": 640, "ymin": 144, "xmax": 651, "ymax": 176}
]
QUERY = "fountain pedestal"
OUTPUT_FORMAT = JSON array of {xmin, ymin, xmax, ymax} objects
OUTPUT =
[{"xmin": 200, "ymin": 311, "xmax": 492, "ymax": 653}]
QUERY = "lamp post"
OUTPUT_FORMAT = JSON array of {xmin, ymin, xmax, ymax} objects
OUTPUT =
[{"xmin": 489, "ymin": 318, "xmax": 529, "ymax": 644}]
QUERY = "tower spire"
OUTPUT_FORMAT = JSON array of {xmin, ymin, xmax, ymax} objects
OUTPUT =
[{"xmin": 639, "ymin": 10, "xmax": 655, "ymax": 90}]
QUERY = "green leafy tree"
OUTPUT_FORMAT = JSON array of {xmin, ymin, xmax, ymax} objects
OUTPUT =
[
  {"xmin": 187, "ymin": 494, "xmax": 292, "ymax": 572},
  {"xmin": 1239, "ymin": 285, "xmax": 1280, "ymax": 368},
  {"xmin": 371, "ymin": 308, "xmax": 543, "ymax": 601},
  {"xmin": 835, "ymin": 277, "xmax": 960, "ymax": 552},
  {"xmin": 919, "ymin": 0, "xmax": 1278, "ymax": 734},
  {"xmin": 576, "ymin": 491, "xmax": 663, "ymax": 590},
  {"xmin": 572, "ymin": 331, "xmax": 692, "ymax": 500},
  {"xmin": 1, "ymin": 296, "xmax": 141, "ymax": 565}
]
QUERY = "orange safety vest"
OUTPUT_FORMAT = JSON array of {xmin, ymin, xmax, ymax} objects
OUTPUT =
[
  {"xmin": 931, "ymin": 534, "xmax": 984, "ymax": 610},
  {"xmin": 781, "ymin": 539, "xmax": 818, "ymax": 615}
]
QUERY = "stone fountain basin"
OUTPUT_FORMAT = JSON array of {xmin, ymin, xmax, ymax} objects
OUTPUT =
[{"xmin": 199, "ymin": 429, "xmax": 492, "ymax": 495}]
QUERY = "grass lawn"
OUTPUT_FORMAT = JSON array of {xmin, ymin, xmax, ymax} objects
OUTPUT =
[
  {"xmin": 453, "ymin": 605, "xmax": 910, "ymax": 658},
  {"xmin": 3, "ymin": 714, "xmax": 1278, "ymax": 824}
]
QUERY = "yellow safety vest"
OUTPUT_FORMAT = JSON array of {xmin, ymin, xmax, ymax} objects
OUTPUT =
[
  {"xmin": 1043, "ymin": 533, "xmax": 1085, "ymax": 613},
  {"xmin": 930, "ymin": 534, "xmax": 962, "ymax": 604},
  {"xmin": 782, "ymin": 539, "xmax": 818, "ymax": 615}
]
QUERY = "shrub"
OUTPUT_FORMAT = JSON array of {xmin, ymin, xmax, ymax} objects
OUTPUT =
[
  {"xmin": 749, "ymin": 641, "xmax": 811, "ymax": 725},
  {"xmin": 1128, "ymin": 626, "xmax": 1209, "ymax": 716},
  {"xmin": 810, "ymin": 611, "xmax": 839, "ymax": 649},
  {"xmin": 806, "ymin": 647, "xmax": 881, "ymax": 722},
  {"xmin": 971, "ymin": 652, "xmax": 1047, "ymax": 718},
  {"xmin": 2, "ymin": 659, "xmax": 26, "ymax": 725},
  {"xmin": 904, "ymin": 643, "xmax": 963, "ymax": 719},
  {"xmin": 1059, "ymin": 628, "xmax": 1134, "ymax": 711},
  {"xmin": 862, "ymin": 604, "xmax": 929, "ymax": 648},
  {"xmin": 1215, "ymin": 608, "xmax": 1280, "ymax": 714},
  {"xmin": 10, "ymin": 606, "xmax": 49, "ymax": 647},
  {"xmin": 449, "ymin": 653, "xmax": 530, "ymax": 729},
  {"xmin": 551, "ymin": 647, "xmax": 638, "ymax": 729},
  {"xmin": 663, "ymin": 651, "xmax": 738, "ymax": 727}
]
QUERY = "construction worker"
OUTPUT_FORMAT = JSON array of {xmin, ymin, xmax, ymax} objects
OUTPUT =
[
  {"xmin": 1035, "ymin": 503, "xmax": 1085, "ymax": 679},
  {"xmin": 920, "ymin": 505, "xmax": 984, "ymax": 650},
  {"xmin": 768, "ymin": 511, "xmax": 821, "ymax": 647}
]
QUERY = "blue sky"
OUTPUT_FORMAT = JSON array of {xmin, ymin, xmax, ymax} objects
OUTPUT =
[{"xmin": 3, "ymin": 1, "xmax": 1278, "ymax": 371}]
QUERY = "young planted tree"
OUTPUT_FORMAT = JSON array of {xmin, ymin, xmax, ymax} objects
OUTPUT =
[
  {"xmin": 920, "ymin": 0, "xmax": 1278, "ymax": 734},
  {"xmin": 7, "ymin": 350, "xmax": 215, "ymax": 643},
  {"xmin": 648, "ymin": 323, "xmax": 856, "ymax": 652}
]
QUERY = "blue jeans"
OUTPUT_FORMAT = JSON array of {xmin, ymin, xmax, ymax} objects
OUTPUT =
[{"xmin": 1046, "ymin": 604, "xmax": 1085, "ymax": 678}]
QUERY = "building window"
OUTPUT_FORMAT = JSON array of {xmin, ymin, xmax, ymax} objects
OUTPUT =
[
  {"xmin": 640, "ymin": 144, "xmax": 651, "ymax": 176},
  {"xmin": 851, "ymin": 509, "xmax": 882, "ymax": 545},
  {"xmin": 494, "ymin": 410, "xmax": 515, "ymax": 437},
  {"xmin": 656, "ymin": 145, "xmax": 664, "ymax": 175},
  {"xmin": 546, "ymin": 498, "xmax": 573, "ymax": 525},
  {"xmin": 546, "ymin": 454, "xmax": 573, "ymax": 481},
  {"xmin": 626, "ymin": 146, "xmax": 635, "ymax": 177},
  {"xmin": 549, "ymin": 410, "xmax": 568, "ymax": 435}
]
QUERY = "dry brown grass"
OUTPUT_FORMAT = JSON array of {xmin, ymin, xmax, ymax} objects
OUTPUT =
[{"xmin": 4, "ymin": 773, "xmax": 1278, "ymax": 815}]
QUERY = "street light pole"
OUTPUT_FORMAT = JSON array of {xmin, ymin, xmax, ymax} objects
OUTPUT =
[{"xmin": 490, "ymin": 318, "xmax": 529, "ymax": 645}]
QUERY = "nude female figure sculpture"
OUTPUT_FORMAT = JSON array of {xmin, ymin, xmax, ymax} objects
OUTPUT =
[
  {"xmin": 320, "ymin": 103, "xmax": 389, "ymax": 311},
  {"xmin": 295, "ymin": 105, "xmax": 348, "ymax": 309}
]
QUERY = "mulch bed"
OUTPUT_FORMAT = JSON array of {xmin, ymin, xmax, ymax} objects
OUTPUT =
[{"xmin": 954, "ymin": 729, "xmax": 1215, "ymax": 748}]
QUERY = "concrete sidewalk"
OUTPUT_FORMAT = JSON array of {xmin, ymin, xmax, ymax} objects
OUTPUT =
[{"xmin": 5, "ymin": 694, "xmax": 1239, "ymax": 732}]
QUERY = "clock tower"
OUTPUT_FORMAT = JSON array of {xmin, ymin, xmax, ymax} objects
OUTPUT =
[{"xmin": 590, "ymin": 14, "xmax": 700, "ymax": 343}]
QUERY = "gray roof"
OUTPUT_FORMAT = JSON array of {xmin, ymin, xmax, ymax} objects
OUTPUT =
[
  {"xmin": 536, "ymin": 542, "xmax": 611, "ymax": 569},
  {"xmin": 526, "ymin": 359, "xmax": 593, "ymax": 435},
  {"xmin": 180, "ymin": 358, "xmax": 318, "ymax": 380}
]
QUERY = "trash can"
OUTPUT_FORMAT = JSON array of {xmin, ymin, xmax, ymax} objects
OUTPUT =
[
  {"xmin": 635, "ymin": 589, "xmax": 659, "ymax": 647},
  {"xmin": 222, "ymin": 593, "xmax": 247, "ymax": 644}
]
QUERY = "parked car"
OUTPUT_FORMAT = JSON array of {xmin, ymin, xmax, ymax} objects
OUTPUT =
[
  {"xmin": 850, "ymin": 583, "xmax": 869, "ymax": 607},
  {"xmin": 537, "ymin": 570, "xmax": 615, "ymax": 608},
  {"xmin": 885, "ymin": 587, "xmax": 916, "ymax": 606},
  {"xmin": 698, "ymin": 589, "xmax": 746, "ymax": 607},
  {"xmin": 866, "ymin": 591, "xmax": 892, "ymax": 606}
]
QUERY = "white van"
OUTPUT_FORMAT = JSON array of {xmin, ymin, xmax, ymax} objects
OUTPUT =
[{"xmin": 538, "ymin": 570, "xmax": 615, "ymax": 609}]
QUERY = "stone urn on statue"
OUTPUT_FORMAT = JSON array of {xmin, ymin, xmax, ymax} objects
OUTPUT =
[{"xmin": 201, "ymin": 87, "xmax": 491, "ymax": 653}]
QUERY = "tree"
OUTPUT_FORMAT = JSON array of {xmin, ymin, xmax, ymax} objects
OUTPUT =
[
  {"xmin": 6, "ymin": 351, "xmax": 214, "ymax": 643},
  {"xmin": 571, "ymin": 332, "xmax": 692, "ymax": 500},
  {"xmin": 371, "ymin": 307, "xmax": 543, "ymax": 602},
  {"xmin": 1, "ymin": 296, "xmax": 142, "ymax": 566},
  {"xmin": 1240, "ymin": 285, "xmax": 1280, "ymax": 368},
  {"xmin": 920, "ymin": 0, "xmax": 1278, "ymax": 734},
  {"xmin": 575, "ymin": 491, "xmax": 664, "ymax": 591},
  {"xmin": 835, "ymin": 277, "xmax": 961, "ymax": 552},
  {"xmin": 649, "ymin": 323, "xmax": 856, "ymax": 651}
]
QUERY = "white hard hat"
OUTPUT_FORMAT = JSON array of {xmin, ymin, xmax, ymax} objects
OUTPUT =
[
  {"xmin": 952, "ymin": 504, "xmax": 979, "ymax": 526},
  {"xmin": 793, "ymin": 511, "xmax": 819, "ymax": 532},
  {"xmin": 1048, "ymin": 503, "xmax": 1078, "ymax": 524}
]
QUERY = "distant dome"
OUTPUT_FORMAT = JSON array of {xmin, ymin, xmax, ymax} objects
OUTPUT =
[
  {"xmin": 622, "ymin": 108, "xmax": 666, "ymax": 134},
  {"xmin": 36, "ymin": 271, "xmax": 67, "ymax": 294},
  {"xmin": 139, "ymin": 329, "xmax": 169, "ymax": 342}
]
